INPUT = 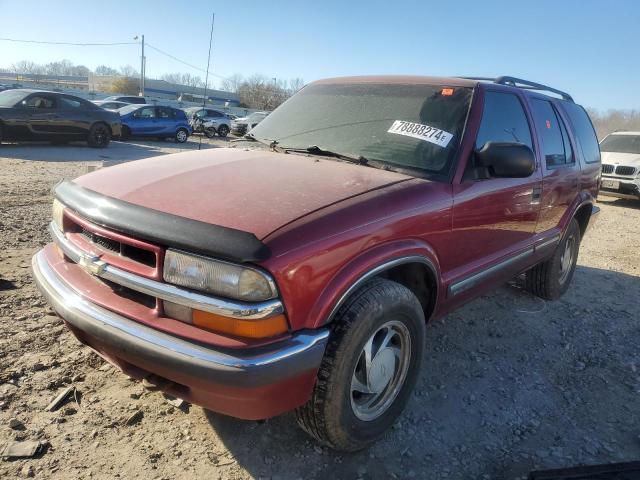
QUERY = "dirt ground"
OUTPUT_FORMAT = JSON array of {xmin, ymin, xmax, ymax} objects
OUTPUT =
[{"xmin": 1, "ymin": 139, "xmax": 639, "ymax": 479}]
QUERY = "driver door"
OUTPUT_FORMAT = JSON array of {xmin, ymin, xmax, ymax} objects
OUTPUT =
[
  {"xmin": 23, "ymin": 93, "xmax": 61, "ymax": 137},
  {"xmin": 447, "ymin": 90, "xmax": 542, "ymax": 297}
]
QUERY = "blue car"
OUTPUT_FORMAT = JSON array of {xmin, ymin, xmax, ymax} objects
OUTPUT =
[{"xmin": 119, "ymin": 105, "xmax": 192, "ymax": 143}]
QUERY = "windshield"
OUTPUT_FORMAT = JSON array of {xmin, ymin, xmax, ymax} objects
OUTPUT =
[
  {"xmin": 600, "ymin": 134, "xmax": 640, "ymax": 154},
  {"xmin": 249, "ymin": 82, "xmax": 473, "ymax": 179},
  {"xmin": 0, "ymin": 90, "xmax": 29, "ymax": 107}
]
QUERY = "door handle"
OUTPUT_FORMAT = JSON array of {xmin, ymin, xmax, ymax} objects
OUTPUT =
[{"xmin": 532, "ymin": 187, "xmax": 542, "ymax": 202}]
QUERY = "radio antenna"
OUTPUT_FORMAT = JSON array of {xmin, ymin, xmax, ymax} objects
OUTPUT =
[{"xmin": 199, "ymin": 12, "xmax": 215, "ymax": 151}]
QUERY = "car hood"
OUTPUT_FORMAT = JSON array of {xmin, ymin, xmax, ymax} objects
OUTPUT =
[
  {"xmin": 601, "ymin": 151, "xmax": 640, "ymax": 166},
  {"xmin": 74, "ymin": 148, "xmax": 411, "ymax": 239}
]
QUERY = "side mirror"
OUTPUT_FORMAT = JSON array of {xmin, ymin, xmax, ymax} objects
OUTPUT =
[{"xmin": 475, "ymin": 142, "xmax": 536, "ymax": 178}]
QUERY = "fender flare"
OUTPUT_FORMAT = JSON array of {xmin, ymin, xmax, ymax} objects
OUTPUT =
[{"xmin": 310, "ymin": 240, "xmax": 442, "ymax": 328}]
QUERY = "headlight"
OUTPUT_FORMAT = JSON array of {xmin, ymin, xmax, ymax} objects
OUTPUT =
[
  {"xmin": 52, "ymin": 199, "xmax": 64, "ymax": 230},
  {"xmin": 163, "ymin": 249, "xmax": 277, "ymax": 302}
]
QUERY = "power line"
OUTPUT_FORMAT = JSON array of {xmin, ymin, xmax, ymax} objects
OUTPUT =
[
  {"xmin": 146, "ymin": 42, "xmax": 229, "ymax": 80},
  {"xmin": 0, "ymin": 37, "xmax": 136, "ymax": 46},
  {"xmin": 0, "ymin": 35, "xmax": 232, "ymax": 82}
]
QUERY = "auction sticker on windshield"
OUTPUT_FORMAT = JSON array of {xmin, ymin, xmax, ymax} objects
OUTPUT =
[{"xmin": 387, "ymin": 120, "xmax": 453, "ymax": 148}]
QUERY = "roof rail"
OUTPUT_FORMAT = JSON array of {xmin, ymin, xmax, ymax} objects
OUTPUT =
[{"xmin": 460, "ymin": 76, "xmax": 574, "ymax": 102}]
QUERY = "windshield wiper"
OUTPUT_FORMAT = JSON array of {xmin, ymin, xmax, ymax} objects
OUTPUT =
[{"xmin": 282, "ymin": 145, "xmax": 370, "ymax": 166}]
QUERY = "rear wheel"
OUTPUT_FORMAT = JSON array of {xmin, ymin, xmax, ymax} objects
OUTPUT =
[
  {"xmin": 204, "ymin": 128, "xmax": 216, "ymax": 138},
  {"xmin": 217, "ymin": 124, "xmax": 230, "ymax": 138},
  {"xmin": 525, "ymin": 218, "xmax": 581, "ymax": 300},
  {"xmin": 175, "ymin": 128, "xmax": 188, "ymax": 143},
  {"xmin": 87, "ymin": 123, "xmax": 111, "ymax": 148},
  {"xmin": 0, "ymin": 124, "xmax": 4, "ymax": 144},
  {"xmin": 295, "ymin": 278, "xmax": 425, "ymax": 451}
]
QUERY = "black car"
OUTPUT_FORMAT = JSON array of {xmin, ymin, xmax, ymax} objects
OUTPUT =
[
  {"xmin": 0, "ymin": 89, "xmax": 121, "ymax": 148},
  {"xmin": 103, "ymin": 95, "xmax": 147, "ymax": 105}
]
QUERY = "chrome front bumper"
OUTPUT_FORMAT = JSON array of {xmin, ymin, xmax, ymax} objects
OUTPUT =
[{"xmin": 31, "ymin": 249, "xmax": 329, "ymax": 387}]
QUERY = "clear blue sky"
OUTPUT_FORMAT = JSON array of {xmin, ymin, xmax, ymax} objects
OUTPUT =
[{"xmin": 0, "ymin": 0, "xmax": 637, "ymax": 110}]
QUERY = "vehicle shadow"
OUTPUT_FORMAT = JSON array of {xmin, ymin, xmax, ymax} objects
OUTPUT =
[
  {"xmin": 598, "ymin": 196, "xmax": 640, "ymax": 210},
  {"xmin": 204, "ymin": 265, "xmax": 640, "ymax": 479},
  {"xmin": 0, "ymin": 138, "xmax": 221, "ymax": 163}
]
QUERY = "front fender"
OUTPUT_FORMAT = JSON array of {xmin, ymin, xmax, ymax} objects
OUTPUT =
[{"xmin": 306, "ymin": 239, "xmax": 442, "ymax": 329}]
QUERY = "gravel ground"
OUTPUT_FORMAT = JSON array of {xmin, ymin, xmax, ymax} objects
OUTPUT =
[{"xmin": 1, "ymin": 140, "xmax": 639, "ymax": 479}]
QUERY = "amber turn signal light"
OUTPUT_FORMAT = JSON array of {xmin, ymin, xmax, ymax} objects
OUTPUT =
[{"xmin": 192, "ymin": 311, "xmax": 289, "ymax": 339}]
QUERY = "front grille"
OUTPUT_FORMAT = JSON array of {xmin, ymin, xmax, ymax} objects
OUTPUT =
[
  {"xmin": 602, "ymin": 164, "xmax": 614, "ymax": 174},
  {"xmin": 78, "ymin": 228, "xmax": 156, "ymax": 267},
  {"xmin": 615, "ymin": 165, "xmax": 636, "ymax": 176}
]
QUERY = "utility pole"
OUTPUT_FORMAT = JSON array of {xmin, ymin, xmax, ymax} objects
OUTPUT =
[
  {"xmin": 140, "ymin": 34, "xmax": 145, "ymax": 96},
  {"xmin": 134, "ymin": 35, "xmax": 145, "ymax": 96}
]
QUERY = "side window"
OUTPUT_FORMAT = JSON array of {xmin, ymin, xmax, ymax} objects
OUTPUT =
[
  {"xmin": 158, "ymin": 107, "xmax": 176, "ymax": 119},
  {"xmin": 475, "ymin": 92, "xmax": 533, "ymax": 150},
  {"xmin": 530, "ymin": 99, "xmax": 572, "ymax": 167},
  {"xmin": 59, "ymin": 96, "xmax": 83, "ymax": 109},
  {"xmin": 134, "ymin": 107, "xmax": 155, "ymax": 118},
  {"xmin": 561, "ymin": 102, "xmax": 601, "ymax": 164},
  {"xmin": 25, "ymin": 95, "xmax": 57, "ymax": 109},
  {"xmin": 208, "ymin": 110, "xmax": 223, "ymax": 118}
]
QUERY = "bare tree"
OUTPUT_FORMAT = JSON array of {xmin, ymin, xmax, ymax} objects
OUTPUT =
[
  {"xmin": 160, "ymin": 72, "xmax": 204, "ymax": 88},
  {"xmin": 221, "ymin": 74, "xmax": 243, "ymax": 93},
  {"xmin": 119, "ymin": 65, "xmax": 139, "ymax": 78},
  {"xmin": 235, "ymin": 74, "xmax": 302, "ymax": 110},
  {"xmin": 287, "ymin": 77, "xmax": 305, "ymax": 94},
  {"xmin": 94, "ymin": 65, "xmax": 119, "ymax": 76},
  {"xmin": 586, "ymin": 108, "xmax": 640, "ymax": 139},
  {"xmin": 11, "ymin": 60, "xmax": 45, "ymax": 75}
]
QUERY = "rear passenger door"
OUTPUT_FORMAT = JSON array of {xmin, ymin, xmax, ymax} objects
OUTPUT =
[
  {"xmin": 528, "ymin": 97, "xmax": 580, "ymax": 234},
  {"xmin": 156, "ymin": 107, "xmax": 177, "ymax": 135},
  {"xmin": 449, "ymin": 90, "xmax": 542, "ymax": 294}
]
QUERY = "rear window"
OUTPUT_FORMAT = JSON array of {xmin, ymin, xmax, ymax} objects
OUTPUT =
[
  {"xmin": 560, "ymin": 102, "xmax": 601, "ymax": 164},
  {"xmin": 599, "ymin": 134, "xmax": 640, "ymax": 154}
]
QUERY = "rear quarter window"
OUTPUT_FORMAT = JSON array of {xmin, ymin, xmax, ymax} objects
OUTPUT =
[{"xmin": 560, "ymin": 102, "xmax": 601, "ymax": 164}]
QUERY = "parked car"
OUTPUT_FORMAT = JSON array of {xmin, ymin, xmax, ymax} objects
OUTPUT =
[
  {"xmin": 103, "ymin": 95, "xmax": 147, "ymax": 105},
  {"xmin": 0, "ymin": 89, "xmax": 121, "ymax": 147},
  {"xmin": 599, "ymin": 131, "xmax": 640, "ymax": 200},
  {"xmin": 184, "ymin": 107, "xmax": 231, "ymax": 137},
  {"xmin": 93, "ymin": 100, "xmax": 129, "ymax": 111},
  {"xmin": 230, "ymin": 111, "xmax": 269, "ymax": 136},
  {"xmin": 32, "ymin": 75, "xmax": 600, "ymax": 452},
  {"xmin": 119, "ymin": 104, "xmax": 191, "ymax": 143}
]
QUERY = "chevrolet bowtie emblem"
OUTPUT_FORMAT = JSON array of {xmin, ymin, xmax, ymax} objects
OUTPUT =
[{"xmin": 78, "ymin": 253, "xmax": 106, "ymax": 276}]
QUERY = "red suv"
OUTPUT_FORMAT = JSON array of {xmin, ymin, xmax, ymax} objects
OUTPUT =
[{"xmin": 32, "ymin": 75, "xmax": 601, "ymax": 451}]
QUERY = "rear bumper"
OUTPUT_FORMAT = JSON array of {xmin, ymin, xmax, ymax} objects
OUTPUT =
[{"xmin": 31, "ymin": 249, "xmax": 329, "ymax": 419}]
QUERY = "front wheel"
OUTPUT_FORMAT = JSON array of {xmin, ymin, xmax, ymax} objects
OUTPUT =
[
  {"xmin": 175, "ymin": 128, "xmax": 188, "ymax": 143},
  {"xmin": 525, "ymin": 218, "xmax": 581, "ymax": 300},
  {"xmin": 87, "ymin": 123, "xmax": 111, "ymax": 148},
  {"xmin": 217, "ymin": 124, "xmax": 230, "ymax": 138},
  {"xmin": 295, "ymin": 278, "xmax": 425, "ymax": 451}
]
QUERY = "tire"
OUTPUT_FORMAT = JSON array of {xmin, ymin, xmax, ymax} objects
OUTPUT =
[
  {"xmin": 175, "ymin": 128, "xmax": 188, "ymax": 143},
  {"xmin": 295, "ymin": 278, "xmax": 425, "ymax": 451},
  {"xmin": 120, "ymin": 126, "xmax": 131, "ymax": 141},
  {"xmin": 204, "ymin": 128, "xmax": 216, "ymax": 138},
  {"xmin": 87, "ymin": 123, "xmax": 111, "ymax": 148},
  {"xmin": 217, "ymin": 124, "xmax": 230, "ymax": 138},
  {"xmin": 525, "ymin": 218, "xmax": 581, "ymax": 300},
  {"xmin": 0, "ymin": 123, "xmax": 4, "ymax": 144}
]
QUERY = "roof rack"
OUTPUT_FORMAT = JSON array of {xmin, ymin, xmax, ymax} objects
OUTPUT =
[{"xmin": 461, "ymin": 76, "xmax": 574, "ymax": 102}]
